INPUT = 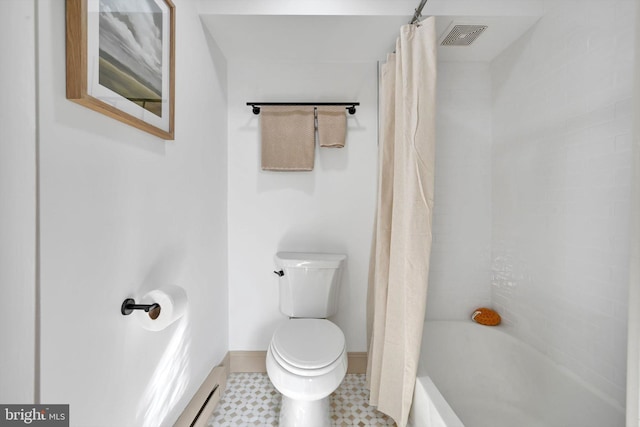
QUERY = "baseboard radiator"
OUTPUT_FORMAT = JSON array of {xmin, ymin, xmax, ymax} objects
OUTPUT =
[{"xmin": 174, "ymin": 364, "xmax": 228, "ymax": 427}]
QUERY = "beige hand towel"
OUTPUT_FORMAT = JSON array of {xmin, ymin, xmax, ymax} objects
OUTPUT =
[
  {"xmin": 317, "ymin": 106, "xmax": 347, "ymax": 148},
  {"xmin": 260, "ymin": 106, "xmax": 316, "ymax": 171}
]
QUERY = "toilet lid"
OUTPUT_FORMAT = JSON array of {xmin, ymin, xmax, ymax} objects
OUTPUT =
[{"xmin": 271, "ymin": 319, "xmax": 345, "ymax": 370}]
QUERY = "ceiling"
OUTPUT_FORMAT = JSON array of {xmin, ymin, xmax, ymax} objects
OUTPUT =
[{"xmin": 198, "ymin": 0, "xmax": 543, "ymax": 63}]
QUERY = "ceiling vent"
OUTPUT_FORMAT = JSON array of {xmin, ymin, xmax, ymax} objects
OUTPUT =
[{"xmin": 440, "ymin": 24, "xmax": 488, "ymax": 46}]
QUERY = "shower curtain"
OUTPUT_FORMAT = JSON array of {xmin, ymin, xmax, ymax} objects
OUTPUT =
[{"xmin": 366, "ymin": 18, "xmax": 437, "ymax": 427}]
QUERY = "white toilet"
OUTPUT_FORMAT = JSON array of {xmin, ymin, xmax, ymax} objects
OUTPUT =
[{"xmin": 266, "ymin": 252, "xmax": 348, "ymax": 427}]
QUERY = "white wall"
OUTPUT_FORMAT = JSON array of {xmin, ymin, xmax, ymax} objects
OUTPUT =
[
  {"xmin": 426, "ymin": 62, "xmax": 493, "ymax": 320},
  {"xmin": 491, "ymin": 0, "xmax": 637, "ymax": 407},
  {"xmin": 0, "ymin": 0, "xmax": 36, "ymax": 404},
  {"xmin": 627, "ymin": 1, "xmax": 640, "ymax": 424},
  {"xmin": 36, "ymin": 0, "xmax": 228, "ymax": 425},
  {"xmin": 227, "ymin": 60, "xmax": 378, "ymax": 352}
]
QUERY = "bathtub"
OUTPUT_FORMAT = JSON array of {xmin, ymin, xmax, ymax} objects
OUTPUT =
[{"xmin": 408, "ymin": 320, "xmax": 625, "ymax": 427}]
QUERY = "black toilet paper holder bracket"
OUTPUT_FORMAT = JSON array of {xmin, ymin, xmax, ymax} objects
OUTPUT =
[{"xmin": 121, "ymin": 298, "xmax": 162, "ymax": 319}]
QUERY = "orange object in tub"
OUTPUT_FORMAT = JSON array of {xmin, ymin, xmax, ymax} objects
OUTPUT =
[{"xmin": 471, "ymin": 307, "xmax": 501, "ymax": 326}]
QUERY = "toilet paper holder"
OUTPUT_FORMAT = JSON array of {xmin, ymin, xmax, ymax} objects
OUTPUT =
[{"xmin": 121, "ymin": 298, "xmax": 162, "ymax": 320}]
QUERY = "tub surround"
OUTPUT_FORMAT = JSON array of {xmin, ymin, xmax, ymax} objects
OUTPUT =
[
  {"xmin": 428, "ymin": 0, "xmax": 635, "ymax": 409},
  {"xmin": 491, "ymin": 0, "xmax": 635, "ymax": 406},
  {"xmin": 427, "ymin": 61, "xmax": 493, "ymax": 321}
]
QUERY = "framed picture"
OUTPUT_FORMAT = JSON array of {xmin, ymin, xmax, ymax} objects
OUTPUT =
[{"xmin": 66, "ymin": 0, "xmax": 175, "ymax": 140}]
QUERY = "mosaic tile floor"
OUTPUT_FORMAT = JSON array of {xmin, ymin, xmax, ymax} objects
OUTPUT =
[{"xmin": 208, "ymin": 373, "xmax": 396, "ymax": 426}]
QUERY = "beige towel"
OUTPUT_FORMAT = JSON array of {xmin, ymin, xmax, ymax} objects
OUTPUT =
[
  {"xmin": 317, "ymin": 106, "xmax": 347, "ymax": 148},
  {"xmin": 260, "ymin": 106, "xmax": 316, "ymax": 171}
]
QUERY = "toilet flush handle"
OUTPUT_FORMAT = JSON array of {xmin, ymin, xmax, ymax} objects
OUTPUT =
[{"xmin": 273, "ymin": 270, "xmax": 285, "ymax": 277}]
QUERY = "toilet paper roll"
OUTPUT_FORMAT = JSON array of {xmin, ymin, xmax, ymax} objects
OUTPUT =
[{"xmin": 135, "ymin": 286, "xmax": 188, "ymax": 331}]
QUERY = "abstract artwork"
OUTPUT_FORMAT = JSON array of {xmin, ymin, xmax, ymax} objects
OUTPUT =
[{"xmin": 66, "ymin": 0, "xmax": 175, "ymax": 139}]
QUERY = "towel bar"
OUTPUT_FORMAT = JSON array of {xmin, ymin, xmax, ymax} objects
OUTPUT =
[{"xmin": 246, "ymin": 102, "xmax": 359, "ymax": 115}]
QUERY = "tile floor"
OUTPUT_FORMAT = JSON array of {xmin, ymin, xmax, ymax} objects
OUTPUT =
[{"xmin": 208, "ymin": 373, "xmax": 396, "ymax": 426}]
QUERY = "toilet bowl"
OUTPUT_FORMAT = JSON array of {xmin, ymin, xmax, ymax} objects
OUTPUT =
[{"xmin": 266, "ymin": 318, "xmax": 348, "ymax": 427}]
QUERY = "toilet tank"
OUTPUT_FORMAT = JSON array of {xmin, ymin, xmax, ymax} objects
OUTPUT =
[{"xmin": 274, "ymin": 252, "xmax": 347, "ymax": 318}]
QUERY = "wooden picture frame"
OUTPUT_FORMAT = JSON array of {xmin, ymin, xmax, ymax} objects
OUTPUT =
[{"xmin": 66, "ymin": 0, "xmax": 175, "ymax": 140}]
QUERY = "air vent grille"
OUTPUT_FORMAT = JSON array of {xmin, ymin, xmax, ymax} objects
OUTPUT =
[{"xmin": 441, "ymin": 25, "xmax": 487, "ymax": 46}]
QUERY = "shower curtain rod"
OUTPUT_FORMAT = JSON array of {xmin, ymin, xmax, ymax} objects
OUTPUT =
[
  {"xmin": 410, "ymin": 0, "xmax": 429, "ymax": 24},
  {"xmin": 246, "ymin": 102, "xmax": 360, "ymax": 115}
]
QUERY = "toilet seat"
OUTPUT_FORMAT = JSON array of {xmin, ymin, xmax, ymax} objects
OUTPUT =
[
  {"xmin": 270, "ymin": 319, "xmax": 345, "ymax": 377},
  {"xmin": 270, "ymin": 341, "xmax": 346, "ymax": 378}
]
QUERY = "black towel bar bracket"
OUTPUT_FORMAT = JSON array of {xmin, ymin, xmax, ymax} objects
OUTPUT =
[{"xmin": 246, "ymin": 102, "xmax": 359, "ymax": 115}]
